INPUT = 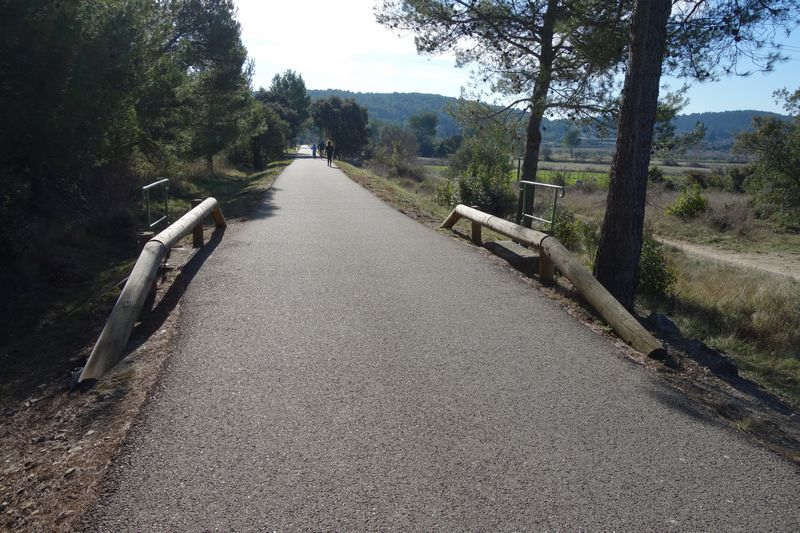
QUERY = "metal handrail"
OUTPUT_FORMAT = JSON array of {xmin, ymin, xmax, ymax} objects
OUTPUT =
[
  {"xmin": 142, "ymin": 178, "xmax": 169, "ymax": 230},
  {"xmin": 517, "ymin": 180, "xmax": 565, "ymax": 232}
]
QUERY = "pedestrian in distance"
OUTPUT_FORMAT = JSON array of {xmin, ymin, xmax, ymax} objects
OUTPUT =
[
  {"xmin": 326, "ymin": 140, "xmax": 334, "ymax": 167},
  {"xmin": 311, "ymin": 143, "xmax": 316, "ymax": 158}
]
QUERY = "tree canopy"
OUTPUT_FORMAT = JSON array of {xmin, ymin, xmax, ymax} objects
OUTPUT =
[
  {"xmin": 257, "ymin": 70, "xmax": 312, "ymax": 142},
  {"xmin": 735, "ymin": 87, "xmax": 800, "ymax": 229},
  {"xmin": 312, "ymin": 97, "xmax": 370, "ymax": 157}
]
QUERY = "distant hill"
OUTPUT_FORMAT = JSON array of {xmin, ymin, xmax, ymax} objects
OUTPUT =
[
  {"xmin": 308, "ymin": 89, "xmax": 789, "ymax": 148},
  {"xmin": 672, "ymin": 110, "xmax": 787, "ymax": 145},
  {"xmin": 309, "ymin": 90, "xmax": 463, "ymax": 137}
]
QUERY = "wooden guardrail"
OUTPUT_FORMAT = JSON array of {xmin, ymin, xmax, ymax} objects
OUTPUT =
[
  {"xmin": 441, "ymin": 204, "xmax": 665, "ymax": 359},
  {"xmin": 79, "ymin": 198, "xmax": 226, "ymax": 383}
]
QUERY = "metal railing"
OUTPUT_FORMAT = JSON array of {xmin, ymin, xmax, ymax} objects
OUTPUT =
[
  {"xmin": 142, "ymin": 178, "xmax": 169, "ymax": 230},
  {"xmin": 517, "ymin": 180, "xmax": 565, "ymax": 232}
]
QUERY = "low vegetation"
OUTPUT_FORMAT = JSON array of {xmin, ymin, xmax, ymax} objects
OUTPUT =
[
  {"xmin": 664, "ymin": 250, "xmax": 800, "ymax": 406},
  {"xmin": 666, "ymin": 185, "xmax": 708, "ymax": 219},
  {"xmin": 0, "ymin": 159, "xmax": 291, "ymax": 404}
]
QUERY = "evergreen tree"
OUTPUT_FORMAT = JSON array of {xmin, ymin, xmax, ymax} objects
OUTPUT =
[
  {"xmin": 595, "ymin": 0, "xmax": 798, "ymax": 309},
  {"xmin": 408, "ymin": 112, "xmax": 439, "ymax": 156},
  {"xmin": 257, "ymin": 70, "xmax": 311, "ymax": 142},
  {"xmin": 311, "ymin": 97, "xmax": 370, "ymax": 157},
  {"xmin": 377, "ymin": 0, "xmax": 631, "ymax": 205}
]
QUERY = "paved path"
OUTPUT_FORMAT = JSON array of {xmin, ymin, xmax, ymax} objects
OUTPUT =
[{"xmin": 87, "ymin": 158, "xmax": 798, "ymax": 531}]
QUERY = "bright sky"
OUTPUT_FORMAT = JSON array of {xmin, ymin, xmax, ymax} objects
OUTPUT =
[{"xmin": 236, "ymin": 0, "xmax": 800, "ymax": 115}]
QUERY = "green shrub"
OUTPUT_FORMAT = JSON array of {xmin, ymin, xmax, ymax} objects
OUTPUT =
[
  {"xmin": 727, "ymin": 166, "xmax": 751, "ymax": 193},
  {"xmin": 450, "ymin": 127, "xmax": 515, "ymax": 217},
  {"xmin": 553, "ymin": 208, "xmax": 581, "ymax": 250},
  {"xmin": 550, "ymin": 171, "xmax": 568, "ymax": 187},
  {"xmin": 457, "ymin": 174, "xmax": 517, "ymax": 217},
  {"xmin": 637, "ymin": 235, "xmax": 676, "ymax": 302},
  {"xmin": 667, "ymin": 185, "xmax": 708, "ymax": 219},
  {"xmin": 552, "ymin": 207, "xmax": 600, "ymax": 262},
  {"xmin": 686, "ymin": 171, "xmax": 708, "ymax": 188},
  {"xmin": 647, "ymin": 167, "xmax": 664, "ymax": 183},
  {"xmin": 435, "ymin": 179, "xmax": 459, "ymax": 207}
]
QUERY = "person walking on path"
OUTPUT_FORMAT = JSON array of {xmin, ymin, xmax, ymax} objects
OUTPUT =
[
  {"xmin": 325, "ymin": 140, "xmax": 334, "ymax": 167},
  {"xmin": 311, "ymin": 144, "xmax": 316, "ymax": 158}
]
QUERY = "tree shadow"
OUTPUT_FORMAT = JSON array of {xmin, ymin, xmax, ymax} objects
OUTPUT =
[
  {"xmin": 644, "ymin": 313, "xmax": 796, "ymax": 417},
  {"xmin": 223, "ymin": 185, "xmax": 281, "ymax": 222}
]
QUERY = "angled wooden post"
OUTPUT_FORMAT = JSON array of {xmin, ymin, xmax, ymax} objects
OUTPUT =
[
  {"xmin": 191, "ymin": 199, "xmax": 204, "ymax": 248},
  {"xmin": 79, "ymin": 198, "xmax": 225, "ymax": 383}
]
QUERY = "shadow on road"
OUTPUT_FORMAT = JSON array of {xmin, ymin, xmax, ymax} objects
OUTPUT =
[{"xmin": 127, "ymin": 228, "xmax": 225, "ymax": 353}]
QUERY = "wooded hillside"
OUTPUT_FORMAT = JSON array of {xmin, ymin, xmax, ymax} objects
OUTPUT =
[{"xmin": 309, "ymin": 89, "xmax": 788, "ymax": 148}]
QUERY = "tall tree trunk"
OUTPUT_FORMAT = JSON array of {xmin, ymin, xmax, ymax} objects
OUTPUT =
[
  {"xmin": 593, "ymin": 0, "xmax": 671, "ymax": 309},
  {"xmin": 518, "ymin": 0, "xmax": 558, "ymax": 226}
]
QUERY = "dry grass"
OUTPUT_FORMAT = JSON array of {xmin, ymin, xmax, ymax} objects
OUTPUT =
[
  {"xmin": 663, "ymin": 249, "xmax": 800, "ymax": 407},
  {"xmin": 562, "ymin": 184, "xmax": 800, "ymax": 254}
]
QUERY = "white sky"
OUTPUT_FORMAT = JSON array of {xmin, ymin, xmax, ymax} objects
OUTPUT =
[
  {"xmin": 236, "ymin": 0, "xmax": 800, "ymax": 114},
  {"xmin": 237, "ymin": 0, "xmax": 470, "ymax": 96}
]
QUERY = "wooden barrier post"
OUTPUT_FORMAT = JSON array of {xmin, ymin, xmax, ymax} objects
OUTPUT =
[
  {"xmin": 539, "ymin": 253, "xmax": 555, "ymax": 283},
  {"xmin": 191, "ymin": 199, "xmax": 204, "ymax": 248},
  {"xmin": 471, "ymin": 221, "xmax": 482, "ymax": 245},
  {"xmin": 469, "ymin": 205, "xmax": 482, "ymax": 245},
  {"xmin": 79, "ymin": 197, "xmax": 225, "ymax": 383},
  {"xmin": 440, "ymin": 204, "xmax": 666, "ymax": 360}
]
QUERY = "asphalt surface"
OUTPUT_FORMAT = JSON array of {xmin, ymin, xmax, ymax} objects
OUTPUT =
[{"xmin": 86, "ymin": 156, "xmax": 799, "ymax": 531}]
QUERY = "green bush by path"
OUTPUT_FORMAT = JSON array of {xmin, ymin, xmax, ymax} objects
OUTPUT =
[
  {"xmin": 637, "ymin": 235, "xmax": 677, "ymax": 302},
  {"xmin": 667, "ymin": 185, "xmax": 708, "ymax": 219}
]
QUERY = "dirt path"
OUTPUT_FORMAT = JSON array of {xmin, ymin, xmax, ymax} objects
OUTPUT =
[{"xmin": 657, "ymin": 237, "xmax": 800, "ymax": 281}]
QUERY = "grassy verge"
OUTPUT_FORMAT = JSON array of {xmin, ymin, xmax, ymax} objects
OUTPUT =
[
  {"xmin": 662, "ymin": 250, "xmax": 800, "ymax": 407},
  {"xmin": 0, "ymin": 158, "xmax": 291, "ymax": 404},
  {"xmin": 338, "ymin": 161, "xmax": 451, "ymax": 224},
  {"xmin": 562, "ymin": 188, "xmax": 800, "ymax": 407}
]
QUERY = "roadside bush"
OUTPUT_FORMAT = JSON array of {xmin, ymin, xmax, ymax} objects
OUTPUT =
[
  {"xmin": 648, "ymin": 167, "xmax": 664, "ymax": 183},
  {"xmin": 550, "ymin": 171, "xmax": 568, "ymax": 187},
  {"xmin": 435, "ymin": 179, "xmax": 459, "ymax": 207},
  {"xmin": 667, "ymin": 185, "xmax": 708, "ymax": 219},
  {"xmin": 637, "ymin": 235, "xmax": 676, "ymax": 302},
  {"xmin": 457, "ymin": 174, "xmax": 517, "ymax": 217},
  {"xmin": 706, "ymin": 201, "xmax": 752, "ymax": 235},
  {"xmin": 727, "ymin": 166, "xmax": 751, "ymax": 193},
  {"xmin": 553, "ymin": 208, "xmax": 582, "ymax": 250},
  {"xmin": 552, "ymin": 207, "xmax": 600, "ymax": 262},
  {"xmin": 686, "ymin": 171, "xmax": 708, "ymax": 189},
  {"xmin": 734, "ymin": 97, "xmax": 800, "ymax": 230},
  {"xmin": 449, "ymin": 123, "xmax": 515, "ymax": 217},
  {"xmin": 703, "ymin": 168, "xmax": 730, "ymax": 190},
  {"xmin": 372, "ymin": 124, "xmax": 423, "ymax": 179}
]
